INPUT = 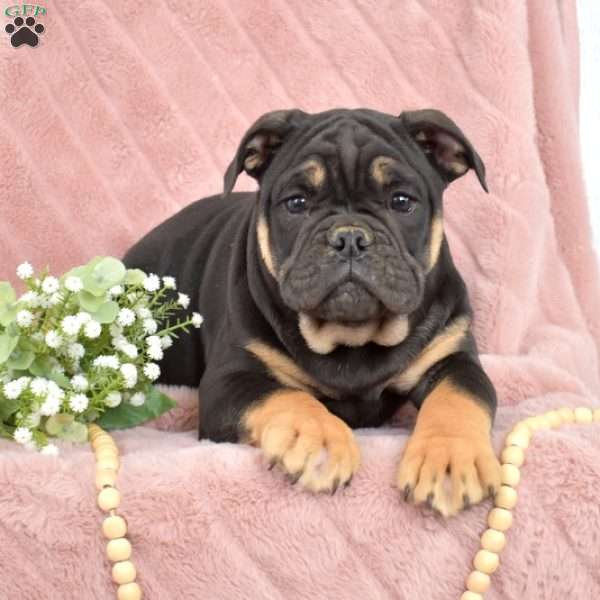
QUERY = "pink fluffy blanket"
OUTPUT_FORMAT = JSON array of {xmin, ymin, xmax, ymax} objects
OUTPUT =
[{"xmin": 1, "ymin": 1, "xmax": 600, "ymax": 598}]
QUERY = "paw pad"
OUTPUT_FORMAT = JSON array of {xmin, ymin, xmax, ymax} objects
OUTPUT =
[{"xmin": 5, "ymin": 16, "xmax": 44, "ymax": 48}]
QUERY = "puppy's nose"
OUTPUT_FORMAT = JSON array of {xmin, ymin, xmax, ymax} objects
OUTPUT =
[{"xmin": 327, "ymin": 225, "xmax": 373, "ymax": 258}]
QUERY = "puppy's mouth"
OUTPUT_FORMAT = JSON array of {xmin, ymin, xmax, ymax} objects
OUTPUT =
[{"xmin": 308, "ymin": 280, "xmax": 382, "ymax": 322}]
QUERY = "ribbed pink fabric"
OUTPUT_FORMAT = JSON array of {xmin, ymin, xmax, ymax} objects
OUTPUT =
[{"xmin": 1, "ymin": 2, "xmax": 599, "ymax": 598}]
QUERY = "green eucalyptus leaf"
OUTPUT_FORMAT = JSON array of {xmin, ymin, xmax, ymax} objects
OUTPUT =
[
  {"xmin": 0, "ymin": 283, "xmax": 17, "ymax": 326},
  {"xmin": 45, "ymin": 413, "xmax": 74, "ymax": 436},
  {"xmin": 83, "ymin": 257, "xmax": 126, "ymax": 295},
  {"xmin": 61, "ymin": 421, "xmax": 89, "ymax": 443},
  {"xmin": 124, "ymin": 269, "xmax": 147, "ymax": 285},
  {"xmin": 90, "ymin": 301, "xmax": 119, "ymax": 324},
  {"xmin": 0, "ymin": 397, "xmax": 20, "ymax": 421},
  {"xmin": 63, "ymin": 265, "xmax": 90, "ymax": 282},
  {"xmin": 7, "ymin": 348, "xmax": 35, "ymax": 370},
  {"xmin": 30, "ymin": 355, "xmax": 53, "ymax": 377},
  {"xmin": 77, "ymin": 290, "xmax": 105, "ymax": 312},
  {"xmin": 96, "ymin": 385, "xmax": 176, "ymax": 430},
  {"xmin": 0, "ymin": 333, "xmax": 19, "ymax": 364},
  {"xmin": 48, "ymin": 370, "xmax": 70, "ymax": 388}
]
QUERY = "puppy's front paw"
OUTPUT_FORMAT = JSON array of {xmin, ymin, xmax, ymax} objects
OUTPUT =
[
  {"xmin": 397, "ymin": 431, "xmax": 501, "ymax": 517},
  {"xmin": 244, "ymin": 391, "xmax": 361, "ymax": 493}
]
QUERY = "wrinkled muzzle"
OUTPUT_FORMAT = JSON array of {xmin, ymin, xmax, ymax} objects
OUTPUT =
[{"xmin": 279, "ymin": 217, "xmax": 424, "ymax": 322}]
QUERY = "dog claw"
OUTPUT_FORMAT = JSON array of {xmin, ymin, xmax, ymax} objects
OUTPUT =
[
  {"xmin": 344, "ymin": 475, "xmax": 353, "ymax": 488},
  {"xmin": 331, "ymin": 478, "xmax": 341, "ymax": 495},
  {"xmin": 426, "ymin": 492, "xmax": 435, "ymax": 509},
  {"xmin": 288, "ymin": 471, "xmax": 302, "ymax": 485},
  {"xmin": 488, "ymin": 485, "xmax": 497, "ymax": 498},
  {"xmin": 463, "ymin": 493, "xmax": 471, "ymax": 510},
  {"xmin": 403, "ymin": 484, "xmax": 411, "ymax": 502},
  {"xmin": 267, "ymin": 459, "xmax": 277, "ymax": 471}
]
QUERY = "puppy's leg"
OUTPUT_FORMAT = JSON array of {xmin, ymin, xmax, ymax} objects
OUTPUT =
[
  {"xmin": 199, "ymin": 367, "xmax": 360, "ymax": 493},
  {"xmin": 397, "ymin": 354, "xmax": 501, "ymax": 517},
  {"xmin": 243, "ymin": 389, "xmax": 360, "ymax": 493}
]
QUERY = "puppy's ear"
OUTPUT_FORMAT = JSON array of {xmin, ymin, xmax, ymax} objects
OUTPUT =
[
  {"xmin": 399, "ymin": 109, "xmax": 488, "ymax": 192},
  {"xmin": 223, "ymin": 109, "xmax": 308, "ymax": 196}
]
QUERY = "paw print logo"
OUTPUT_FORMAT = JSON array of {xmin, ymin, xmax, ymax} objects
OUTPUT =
[{"xmin": 5, "ymin": 16, "xmax": 44, "ymax": 48}]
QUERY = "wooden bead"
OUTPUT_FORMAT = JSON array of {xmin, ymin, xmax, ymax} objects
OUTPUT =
[
  {"xmin": 501, "ymin": 446, "xmax": 524, "ymax": 467},
  {"xmin": 93, "ymin": 442, "xmax": 117, "ymax": 454},
  {"xmin": 495, "ymin": 485, "xmax": 518, "ymax": 510},
  {"xmin": 505, "ymin": 429, "xmax": 530, "ymax": 449},
  {"xmin": 95, "ymin": 447, "xmax": 119, "ymax": 461},
  {"xmin": 480, "ymin": 528, "xmax": 506, "ymax": 553},
  {"xmin": 544, "ymin": 411, "xmax": 562, "ymax": 428},
  {"xmin": 460, "ymin": 593, "xmax": 482, "ymax": 600},
  {"xmin": 98, "ymin": 487, "xmax": 121, "ymax": 511},
  {"xmin": 473, "ymin": 549, "xmax": 499, "ymax": 574},
  {"xmin": 466, "ymin": 570, "xmax": 490, "ymax": 594},
  {"xmin": 488, "ymin": 508, "xmax": 513, "ymax": 531},
  {"xmin": 594, "ymin": 408, "xmax": 600, "ymax": 422},
  {"xmin": 522, "ymin": 417, "xmax": 541, "ymax": 431},
  {"xmin": 112, "ymin": 560, "xmax": 137, "ymax": 584},
  {"xmin": 117, "ymin": 582, "xmax": 143, "ymax": 600},
  {"xmin": 557, "ymin": 407, "xmax": 575, "ymax": 423},
  {"xmin": 107, "ymin": 538, "xmax": 132, "ymax": 562},
  {"xmin": 501, "ymin": 463, "xmax": 521, "ymax": 487},
  {"xmin": 103, "ymin": 515, "xmax": 127, "ymax": 539},
  {"xmin": 96, "ymin": 468, "xmax": 118, "ymax": 490},
  {"xmin": 574, "ymin": 407, "xmax": 593, "ymax": 424},
  {"xmin": 97, "ymin": 457, "xmax": 120, "ymax": 472}
]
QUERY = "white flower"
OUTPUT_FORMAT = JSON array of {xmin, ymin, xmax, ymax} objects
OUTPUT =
[
  {"xmin": 147, "ymin": 345, "xmax": 164, "ymax": 361},
  {"xmin": 25, "ymin": 411, "xmax": 41, "ymax": 428},
  {"xmin": 105, "ymin": 391, "xmax": 122, "ymax": 408},
  {"xmin": 120, "ymin": 363, "xmax": 138, "ymax": 388},
  {"xmin": 146, "ymin": 335, "xmax": 161, "ymax": 348},
  {"xmin": 93, "ymin": 355, "xmax": 120, "ymax": 370},
  {"xmin": 162, "ymin": 276, "xmax": 176, "ymax": 289},
  {"xmin": 17, "ymin": 376, "xmax": 31, "ymax": 389},
  {"xmin": 48, "ymin": 292, "xmax": 63, "ymax": 306},
  {"xmin": 143, "ymin": 362, "xmax": 160, "ymax": 381},
  {"xmin": 160, "ymin": 336, "xmax": 173, "ymax": 350},
  {"xmin": 41, "ymin": 443, "xmax": 59, "ymax": 456},
  {"xmin": 67, "ymin": 343, "xmax": 85, "ymax": 359},
  {"xmin": 71, "ymin": 375, "xmax": 89, "ymax": 391},
  {"xmin": 76, "ymin": 312, "xmax": 92, "ymax": 325},
  {"xmin": 121, "ymin": 343, "xmax": 138, "ymax": 359},
  {"xmin": 41, "ymin": 276, "xmax": 59, "ymax": 294},
  {"xmin": 83, "ymin": 320, "xmax": 102, "ymax": 339},
  {"xmin": 130, "ymin": 392, "xmax": 146, "ymax": 407},
  {"xmin": 16, "ymin": 262, "xmax": 34, "ymax": 280},
  {"xmin": 45, "ymin": 330, "xmax": 63, "ymax": 349},
  {"xmin": 112, "ymin": 336, "xmax": 127, "ymax": 351},
  {"xmin": 46, "ymin": 381, "xmax": 65, "ymax": 402},
  {"xmin": 177, "ymin": 293, "xmax": 190, "ymax": 309},
  {"xmin": 142, "ymin": 318, "xmax": 158, "ymax": 335},
  {"xmin": 16, "ymin": 309, "xmax": 34, "ymax": 328},
  {"xmin": 64, "ymin": 276, "xmax": 83, "ymax": 292},
  {"xmin": 61, "ymin": 315, "xmax": 81, "ymax": 336},
  {"xmin": 3, "ymin": 380, "xmax": 23, "ymax": 400},
  {"xmin": 69, "ymin": 393, "xmax": 89, "ymax": 413},
  {"xmin": 14, "ymin": 427, "xmax": 33, "ymax": 444},
  {"xmin": 191, "ymin": 313, "xmax": 203, "ymax": 328},
  {"xmin": 143, "ymin": 274, "xmax": 161, "ymax": 292},
  {"xmin": 20, "ymin": 291, "xmax": 40, "ymax": 307},
  {"xmin": 40, "ymin": 396, "xmax": 61, "ymax": 416},
  {"xmin": 108, "ymin": 285, "xmax": 124, "ymax": 297},
  {"xmin": 136, "ymin": 306, "xmax": 152, "ymax": 319},
  {"xmin": 30, "ymin": 377, "xmax": 48, "ymax": 397},
  {"xmin": 117, "ymin": 308, "xmax": 136, "ymax": 327}
]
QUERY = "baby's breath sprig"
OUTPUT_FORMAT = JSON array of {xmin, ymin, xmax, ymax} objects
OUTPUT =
[{"xmin": 0, "ymin": 257, "xmax": 203, "ymax": 454}]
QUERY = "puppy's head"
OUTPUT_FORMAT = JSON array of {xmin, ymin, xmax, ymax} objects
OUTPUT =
[{"xmin": 224, "ymin": 108, "xmax": 486, "ymax": 347}]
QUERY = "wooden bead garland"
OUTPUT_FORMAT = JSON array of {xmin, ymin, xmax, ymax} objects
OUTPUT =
[
  {"xmin": 89, "ymin": 424, "xmax": 143, "ymax": 600},
  {"xmin": 460, "ymin": 406, "xmax": 600, "ymax": 598}
]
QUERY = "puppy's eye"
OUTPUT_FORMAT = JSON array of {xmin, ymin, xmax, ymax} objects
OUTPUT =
[
  {"xmin": 391, "ymin": 193, "xmax": 416, "ymax": 214},
  {"xmin": 285, "ymin": 195, "xmax": 307, "ymax": 214}
]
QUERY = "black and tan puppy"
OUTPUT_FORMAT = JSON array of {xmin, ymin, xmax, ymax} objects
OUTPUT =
[{"xmin": 124, "ymin": 108, "xmax": 501, "ymax": 517}]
